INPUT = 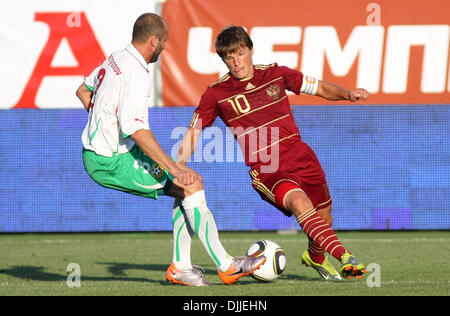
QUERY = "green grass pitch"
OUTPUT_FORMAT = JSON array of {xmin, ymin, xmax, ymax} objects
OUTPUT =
[{"xmin": 0, "ymin": 231, "xmax": 448, "ymax": 296}]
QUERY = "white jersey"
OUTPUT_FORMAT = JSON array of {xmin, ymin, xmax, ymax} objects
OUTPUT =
[{"xmin": 82, "ymin": 44, "xmax": 152, "ymax": 157}]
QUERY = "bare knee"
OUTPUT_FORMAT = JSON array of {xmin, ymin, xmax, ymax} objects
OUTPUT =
[
  {"xmin": 181, "ymin": 173, "xmax": 204, "ymax": 197},
  {"xmin": 168, "ymin": 173, "xmax": 205, "ymax": 199},
  {"xmin": 284, "ymin": 190, "xmax": 314, "ymax": 218}
]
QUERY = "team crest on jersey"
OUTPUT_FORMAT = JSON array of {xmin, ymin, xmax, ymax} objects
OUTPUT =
[
  {"xmin": 150, "ymin": 163, "xmax": 164, "ymax": 178},
  {"xmin": 266, "ymin": 85, "xmax": 281, "ymax": 100}
]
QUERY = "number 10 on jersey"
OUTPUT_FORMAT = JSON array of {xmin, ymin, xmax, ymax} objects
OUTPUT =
[{"xmin": 227, "ymin": 95, "xmax": 251, "ymax": 115}]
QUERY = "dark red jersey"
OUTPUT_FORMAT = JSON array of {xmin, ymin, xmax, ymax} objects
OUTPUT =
[{"xmin": 190, "ymin": 63, "xmax": 323, "ymax": 177}]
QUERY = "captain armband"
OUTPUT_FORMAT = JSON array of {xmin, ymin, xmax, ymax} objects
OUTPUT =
[{"xmin": 299, "ymin": 75, "xmax": 319, "ymax": 95}]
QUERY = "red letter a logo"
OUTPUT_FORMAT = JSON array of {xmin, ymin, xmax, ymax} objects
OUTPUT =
[{"xmin": 14, "ymin": 12, "xmax": 105, "ymax": 108}]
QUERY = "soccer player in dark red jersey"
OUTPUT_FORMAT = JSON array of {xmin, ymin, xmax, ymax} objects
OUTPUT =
[{"xmin": 174, "ymin": 25, "xmax": 369, "ymax": 281}]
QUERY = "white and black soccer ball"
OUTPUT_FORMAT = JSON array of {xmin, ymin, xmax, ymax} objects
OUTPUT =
[{"xmin": 246, "ymin": 240, "xmax": 286, "ymax": 282}]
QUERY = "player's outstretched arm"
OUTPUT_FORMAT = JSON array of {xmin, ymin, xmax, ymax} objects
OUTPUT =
[{"xmin": 316, "ymin": 80, "xmax": 369, "ymax": 102}]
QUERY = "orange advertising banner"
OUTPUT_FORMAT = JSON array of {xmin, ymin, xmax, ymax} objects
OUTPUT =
[{"xmin": 161, "ymin": 0, "xmax": 450, "ymax": 105}]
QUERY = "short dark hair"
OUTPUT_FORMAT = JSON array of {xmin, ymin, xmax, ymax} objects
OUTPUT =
[
  {"xmin": 132, "ymin": 13, "xmax": 167, "ymax": 43},
  {"xmin": 215, "ymin": 25, "xmax": 253, "ymax": 59}
]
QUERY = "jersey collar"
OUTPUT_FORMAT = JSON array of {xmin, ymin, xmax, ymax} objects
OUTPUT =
[{"xmin": 126, "ymin": 44, "xmax": 150, "ymax": 72}]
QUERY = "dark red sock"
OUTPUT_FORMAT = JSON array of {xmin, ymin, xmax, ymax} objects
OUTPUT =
[
  {"xmin": 297, "ymin": 208, "xmax": 346, "ymax": 261},
  {"xmin": 308, "ymin": 237, "xmax": 326, "ymax": 264}
]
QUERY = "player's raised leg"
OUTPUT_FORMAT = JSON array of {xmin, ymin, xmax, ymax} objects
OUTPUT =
[
  {"xmin": 180, "ymin": 189, "xmax": 234, "ymax": 272},
  {"xmin": 167, "ymin": 178, "xmax": 266, "ymax": 285}
]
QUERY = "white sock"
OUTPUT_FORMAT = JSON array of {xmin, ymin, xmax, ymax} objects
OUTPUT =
[
  {"xmin": 172, "ymin": 199, "xmax": 194, "ymax": 270},
  {"xmin": 182, "ymin": 190, "xmax": 233, "ymax": 272}
]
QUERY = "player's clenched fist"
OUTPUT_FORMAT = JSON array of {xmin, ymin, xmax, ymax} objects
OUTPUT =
[{"xmin": 348, "ymin": 88, "xmax": 370, "ymax": 102}]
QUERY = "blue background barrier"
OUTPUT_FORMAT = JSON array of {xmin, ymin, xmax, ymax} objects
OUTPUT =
[{"xmin": 0, "ymin": 106, "xmax": 449, "ymax": 232}]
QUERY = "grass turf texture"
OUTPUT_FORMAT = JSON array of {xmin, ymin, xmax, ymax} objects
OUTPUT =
[{"xmin": 0, "ymin": 231, "xmax": 448, "ymax": 296}]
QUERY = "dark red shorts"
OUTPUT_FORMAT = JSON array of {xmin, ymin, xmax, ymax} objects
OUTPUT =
[{"xmin": 249, "ymin": 142, "xmax": 332, "ymax": 217}]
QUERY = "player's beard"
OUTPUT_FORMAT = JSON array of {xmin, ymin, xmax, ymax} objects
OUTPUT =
[{"xmin": 150, "ymin": 44, "xmax": 164, "ymax": 63}]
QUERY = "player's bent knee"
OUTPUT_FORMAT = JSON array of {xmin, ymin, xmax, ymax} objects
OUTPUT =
[
  {"xmin": 284, "ymin": 190, "xmax": 314, "ymax": 217},
  {"xmin": 168, "ymin": 178, "xmax": 204, "ymax": 199},
  {"xmin": 182, "ymin": 179, "xmax": 204, "ymax": 197}
]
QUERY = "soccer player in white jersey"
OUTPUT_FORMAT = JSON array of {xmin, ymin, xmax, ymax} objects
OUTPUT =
[{"xmin": 75, "ymin": 13, "xmax": 265, "ymax": 286}]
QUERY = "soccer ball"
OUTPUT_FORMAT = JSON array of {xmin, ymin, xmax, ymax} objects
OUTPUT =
[{"xmin": 246, "ymin": 240, "xmax": 286, "ymax": 282}]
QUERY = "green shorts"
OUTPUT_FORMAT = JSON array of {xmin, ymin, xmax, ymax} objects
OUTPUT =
[{"xmin": 82, "ymin": 145, "xmax": 174, "ymax": 199}]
